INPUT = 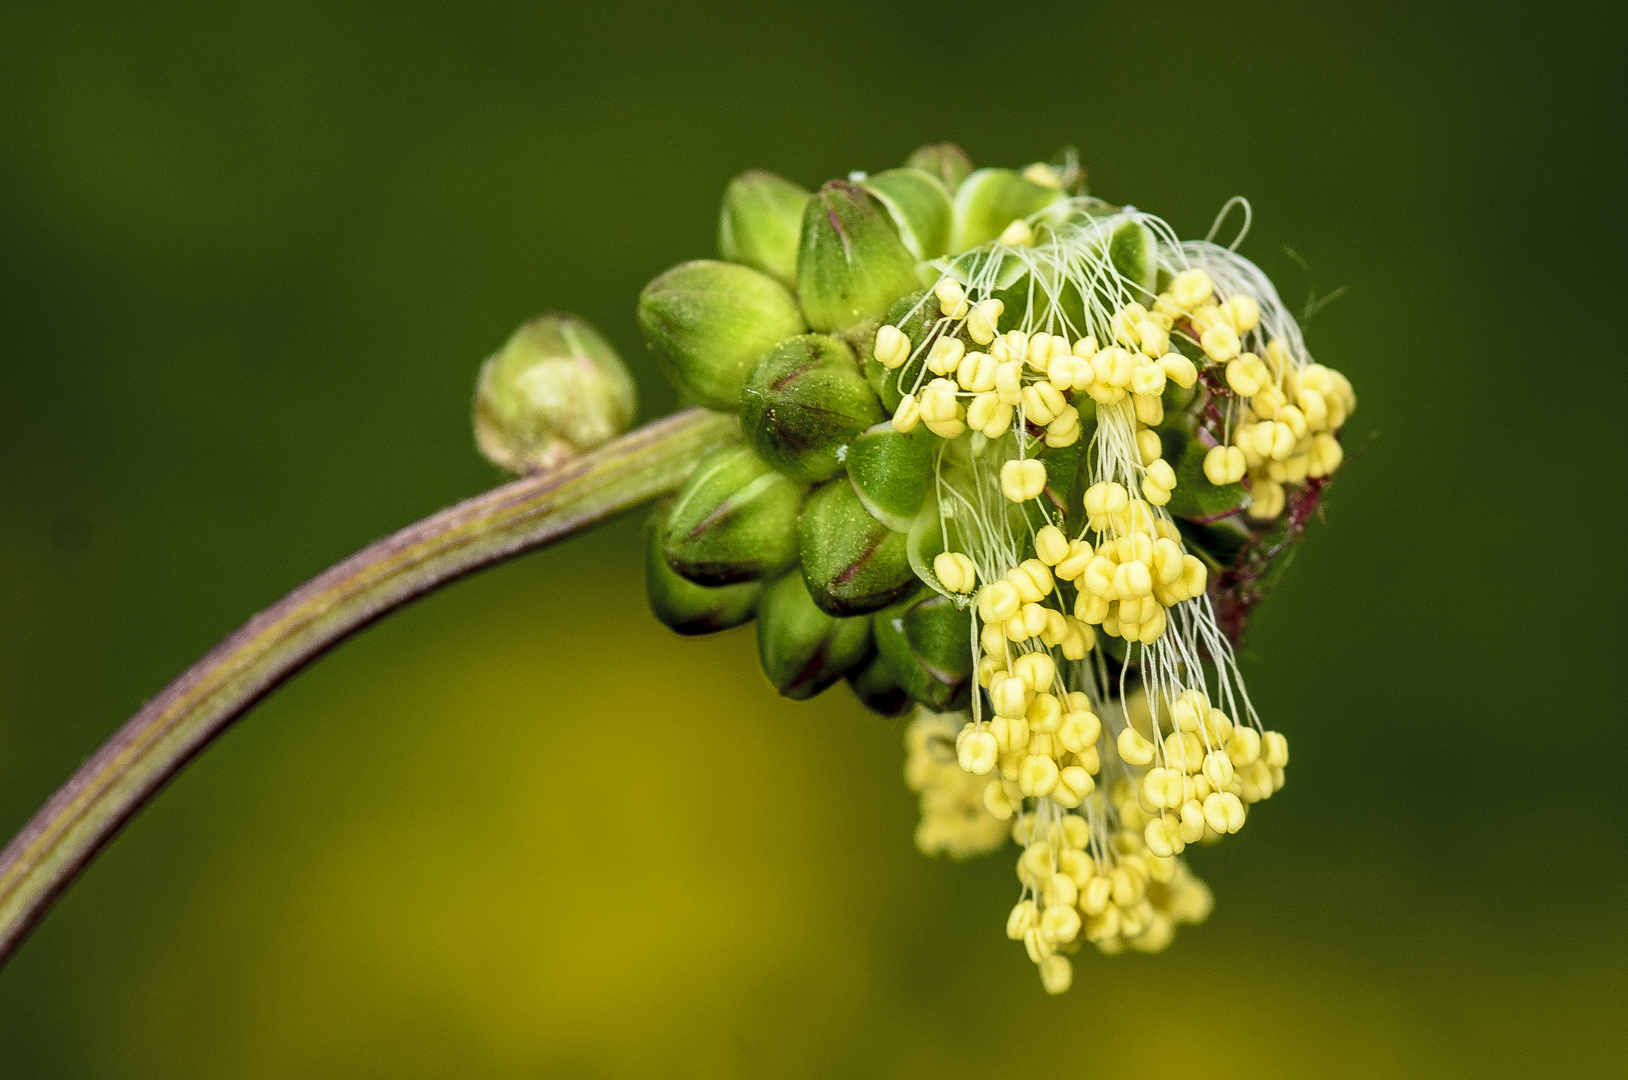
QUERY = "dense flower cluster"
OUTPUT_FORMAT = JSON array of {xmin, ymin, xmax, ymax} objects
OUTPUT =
[{"xmin": 621, "ymin": 144, "xmax": 1353, "ymax": 992}]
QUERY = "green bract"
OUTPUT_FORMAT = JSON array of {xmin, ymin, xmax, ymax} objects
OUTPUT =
[
  {"xmin": 662, "ymin": 443, "xmax": 805, "ymax": 585},
  {"xmin": 862, "ymin": 168, "xmax": 953, "ymax": 261},
  {"xmin": 718, "ymin": 170, "xmax": 809, "ymax": 288},
  {"xmin": 796, "ymin": 180, "xmax": 922, "ymax": 334},
  {"xmin": 798, "ymin": 479, "xmax": 917, "ymax": 617},
  {"xmin": 949, "ymin": 168, "xmax": 1062, "ymax": 253},
  {"xmin": 872, "ymin": 587, "xmax": 973, "ymax": 712},
  {"xmin": 756, "ymin": 571, "xmax": 873, "ymax": 700},
  {"xmin": 905, "ymin": 142, "xmax": 973, "ymax": 193},
  {"xmin": 638, "ymin": 260, "xmax": 805, "ymax": 411},
  {"xmin": 644, "ymin": 507, "xmax": 763, "ymax": 634}
]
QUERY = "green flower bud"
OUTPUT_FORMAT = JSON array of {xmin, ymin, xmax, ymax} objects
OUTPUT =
[
  {"xmin": 756, "ymin": 570, "xmax": 872, "ymax": 700},
  {"xmin": 905, "ymin": 142, "xmax": 973, "ymax": 193},
  {"xmin": 796, "ymin": 181, "xmax": 923, "ymax": 334},
  {"xmin": 473, "ymin": 313, "xmax": 637, "ymax": 473},
  {"xmin": 663, "ymin": 443, "xmax": 807, "ymax": 585},
  {"xmin": 798, "ymin": 478, "xmax": 917, "ymax": 616},
  {"xmin": 873, "ymin": 587, "xmax": 973, "ymax": 712},
  {"xmin": 846, "ymin": 646, "xmax": 910, "ymax": 717},
  {"xmin": 638, "ymin": 260, "xmax": 806, "ymax": 411},
  {"xmin": 718, "ymin": 170, "xmax": 810, "ymax": 289},
  {"xmin": 862, "ymin": 168, "xmax": 953, "ymax": 261},
  {"xmin": 948, "ymin": 167, "xmax": 1063, "ymax": 253},
  {"xmin": 740, "ymin": 334, "xmax": 883, "ymax": 482},
  {"xmin": 845, "ymin": 421, "xmax": 933, "ymax": 532},
  {"xmin": 643, "ymin": 505, "xmax": 761, "ymax": 634}
]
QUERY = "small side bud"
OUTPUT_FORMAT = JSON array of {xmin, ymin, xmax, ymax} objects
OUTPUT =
[
  {"xmin": 798, "ymin": 479, "xmax": 917, "ymax": 616},
  {"xmin": 643, "ymin": 506, "xmax": 762, "ymax": 634},
  {"xmin": 796, "ymin": 181, "xmax": 923, "ymax": 334},
  {"xmin": 663, "ymin": 444, "xmax": 807, "ymax": 585},
  {"xmin": 949, "ymin": 168, "xmax": 1063, "ymax": 254},
  {"xmin": 873, "ymin": 587, "xmax": 973, "ymax": 712},
  {"xmin": 756, "ymin": 570, "xmax": 873, "ymax": 700},
  {"xmin": 862, "ymin": 168, "xmax": 953, "ymax": 260},
  {"xmin": 905, "ymin": 143, "xmax": 974, "ymax": 193},
  {"xmin": 740, "ymin": 334, "xmax": 883, "ymax": 481},
  {"xmin": 638, "ymin": 260, "xmax": 806, "ymax": 411},
  {"xmin": 473, "ymin": 313, "xmax": 637, "ymax": 473},
  {"xmin": 718, "ymin": 169, "xmax": 810, "ymax": 289}
]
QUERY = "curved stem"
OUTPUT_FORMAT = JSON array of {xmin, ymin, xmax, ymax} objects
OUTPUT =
[{"xmin": 0, "ymin": 407, "xmax": 736, "ymax": 967}]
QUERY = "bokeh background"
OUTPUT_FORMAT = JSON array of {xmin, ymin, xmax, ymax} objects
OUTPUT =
[{"xmin": 2, "ymin": 1, "xmax": 1623, "ymax": 1076}]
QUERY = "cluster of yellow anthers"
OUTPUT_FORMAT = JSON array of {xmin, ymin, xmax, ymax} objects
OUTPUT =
[
  {"xmin": 1152, "ymin": 267, "xmax": 1358, "ymax": 520},
  {"xmin": 905, "ymin": 711, "xmax": 1015, "ymax": 860}
]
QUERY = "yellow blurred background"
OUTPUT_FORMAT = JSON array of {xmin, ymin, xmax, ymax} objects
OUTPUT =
[{"xmin": 1, "ymin": 0, "xmax": 1622, "ymax": 1076}]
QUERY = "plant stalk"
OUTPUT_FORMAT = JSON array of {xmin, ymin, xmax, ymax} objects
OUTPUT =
[{"xmin": 0, "ymin": 406, "xmax": 735, "ymax": 967}]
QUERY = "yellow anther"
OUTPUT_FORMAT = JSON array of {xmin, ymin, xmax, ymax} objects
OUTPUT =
[
  {"xmin": 1264, "ymin": 337, "xmax": 1292, "ymax": 369},
  {"xmin": 1203, "ymin": 790, "xmax": 1247, "ymax": 834},
  {"xmin": 1170, "ymin": 268, "xmax": 1214, "ymax": 309},
  {"xmin": 1141, "ymin": 767, "xmax": 1182, "ymax": 808},
  {"xmin": 1278, "ymin": 403, "xmax": 1308, "ymax": 439},
  {"xmin": 990, "ymin": 674, "xmax": 1032, "ymax": 720},
  {"xmin": 1073, "ymin": 591, "xmax": 1109, "ymax": 623},
  {"xmin": 1307, "ymin": 432, "xmax": 1344, "ymax": 477},
  {"xmin": 1226, "ymin": 354, "xmax": 1268, "ymax": 396},
  {"xmin": 874, "ymin": 324, "xmax": 910, "ymax": 369},
  {"xmin": 1151, "ymin": 537, "xmax": 1183, "ymax": 585},
  {"xmin": 1052, "ymin": 766, "xmax": 1094, "ymax": 808},
  {"xmin": 1112, "ymin": 560, "xmax": 1153, "ymax": 599},
  {"xmin": 923, "ymin": 417, "xmax": 965, "ymax": 439},
  {"xmin": 933, "ymin": 551, "xmax": 978, "ymax": 594},
  {"xmin": 1158, "ymin": 352, "xmax": 1198, "ymax": 389},
  {"xmin": 977, "ymin": 579, "xmax": 1022, "ymax": 623},
  {"xmin": 1006, "ymin": 898, "xmax": 1038, "ymax": 940},
  {"xmin": 1092, "ymin": 347, "xmax": 1137, "ymax": 388},
  {"xmin": 1027, "ymin": 690, "xmax": 1062, "ymax": 732},
  {"xmin": 1117, "ymin": 727, "xmax": 1156, "ymax": 766},
  {"xmin": 934, "ymin": 277, "xmax": 970, "ymax": 319},
  {"xmin": 1045, "ymin": 352, "xmax": 1088, "ymax": 392},
  {"xmin": 1034, "ymin": 524, "xmax": 1070, "ymax": 567},
  {"xmin": 1040, "ymin": 902, "xmax": 1081, "ymax": 946},
  {"xmin": 1162, "ymin": 730, "xmax": 1203, "ymax": 773},
  {"xmin": 1006, "ymin": 602, "xmax": 1047, "ymax": 642},
  {"xmin": 1203, "ymin": 444, "xmax": 1247, "ymax": 485},
  {"xmin": 1083, "ymin": 481, "xmax": 1129, "ymax": 517},
  {"xmin": 994, "ymin": 359, "xmax": 1024, "ymax": 405},
  {"xmin": 980, "ymin": 620, "xmax": 1007, "ymax": 657},
  {"xmin": 926, "ymin": 336, "xmax": 965, "ymax": 375},
  {"xmin": 1129, "ymin": 428, "xmax": 1158, "ymax": 467},
  {"xmin": 982, "ymin": 779, "xmax": 1015, "ymax": 820},
  {"xmin": 1012, "ymin": 651, "xmax": 1057, "ymax": 692},
  {"xmin": 999, "ymin": 218, "xmax": 1034, "ymax": 246},
  {"xmin": 1135, "ymin": 318, "xmax": 1169, "ymax": 358},
  {"xmin": 1060, "ymin": 618, "xmax": 1095, "ymax": 660},
  {"xmin": 918, "ymin": 377, "xmax": 960, "ymax": 422},
  {"xmin": 1020, "ymin": 840, "xmax": 1053, "ymax": 879},
  {"xmin": 1145, "ymin": 817, "xmax": 1182, "ymax": 858},
  {"xmin": 1131, "ymin": 361, "xmax": 1167, "ymax": 396},
  {"xmin": 1009, "ymin": 559, "xmax": 1054, "ymax": 602},
  {"xmin": 1133, "ymin": 392, "xmax": 1164, "ymax": 427},
  {"xmin": 1045, "ymin": 407, "xmax": 1081, "ymax": 448},
  {"xmin": 1177, "ymin": 800, "xmax": 1206, "ymax": 844},
  {"xmin": 966, "ymin": 392, "xmax": 1006, "ymax": 435},
  {"xmin": 891, "ymin": 393, "xmax": 921, "ymax": 432},
  {"xmin": 1297, "ymin": 386, "xmax": 1328, "ymax": 430},
  {"xmin": 1248, "ymin": 478, "xmax": 1286, "ymax": 520},
  {"xmin": 1022, "ymin": 381, "xmax": 1067, "ymax": 427},
  {"xmin": 1039, "ymin": 609, "xmax": 1069, "ymax": 648},
  {"xmin": 1202, "ymin": 750, "xmax": 1235, "ymax": 789},
  {"xmin": 1262, "ymin": 731, "xmax": 1290, "ymax": 767},
  {"xmin": 1201, "ymin": 322, "xmax": 1241, "ymax": 362},
  {"xmin": 1221, "ymin": 293, "xmax": 1260, "ymax": 333},
  {"xmin": 1079, "ymin": 554, "xmax": 1115, "ymax": 598},
  {"xmin": 1204, "ymin": 708, "xmax": 1234, "ymax": 745},
  {"xmin": 966, "ymin": 298, "xmax": 1003, "ymax": 344},
  {"xmin": 1111, "ymin": 865, "xmax": 1148, "ymax": 907},
  {"xmin": 956, "ymin": 350, "xmax": 998, "ymax": 392},
  {"xmin": 976, "ymin": 654, "xmax": 1004, "ymax": 688},
  {"xmin": 1180, "ymin": 554, "xmax": 1207, "ymax": 598},
  {"xmin": 1039, "ymin": 954, "xmax": 1072, "ymax": 995},
  {"xmin": 1018, "ymin": 753, "xmax": 1059, "ymax": 797},
  {"xmin": 991, "ymin": 714, "xmax": 1030, "ymax": 754},
  {"xmin": 1059, "ymin": 849, "xmax": 1094, "ymax": 888},
  {"xmin": 1144, "ymin": 457, "xmax": 1176, "ymax": 493},
  {"xmin": 1055, "ymin": 539, "xmax": 1093, "ymax": 582},
  {"xmin": 1001, "ymin": 459, "xmax": 1047, "ymax": 503},
  {"xmin": 999, "ymin": 330, "xmax": 1030, "ymax": 361},
  {"xmin": 957, "ymin": 729, "xmax": 999, "ymax": 774},
  {"xmin": 1082, "ymin": 875, "xmax": 1113, "ymax": 917},
  {"xmin": 1057, "ymin": 702, "xmax": 1099, "ymax": 755}
]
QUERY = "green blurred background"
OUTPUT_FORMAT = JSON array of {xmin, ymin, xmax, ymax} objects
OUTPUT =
[{"xmin": 1, "ymin": 1, "xmax": 1622, "ymax": 1076}]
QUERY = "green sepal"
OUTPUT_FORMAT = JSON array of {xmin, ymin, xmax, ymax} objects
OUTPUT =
[
  {"xmin": 638, "ymin": 260, "xmax": 806, "ymax": 411},
  {"xmin": 906, "ymin": 143, "xmax": 973, "ymax": 193},
  {"xmin": 1108, "ymin": 218, "xmax": 1157, "ymax": 297},
  {"xmin": 862, "ymin": 289, "xmax": 935, "ymax": 412},
  {"xmin": 862, "ymin": 168, "xmax": 953, "ymax": 261},
  {"xmin": 1158, "ymin": 428, "xmax": 1250, "ymax": 521},
  {"xmin": 874, "ymin": 587, "xmax": 973, "ymax": 712},
  {"xmin": 797, "ymin": 180, "xmax": 923, "ymax": 333},
  {"xmin": 948, "ymin": 168, "xmax": 1063, "ymax": 253},
  {"xmin": 846, "ymin": 645, "xmax": 911, "ymax": 716},
  {"xmin": 740, "ymin": 334, "xmax": 882, "ymax": 482},
  {"xmin": 663, "ymin": 443, "xmax": 807, "ymax": 585},
  {"xmin": 643, "ymin": 504, "xmax": 762, "ymax": 635},
  {"xmin": 756, "ymin": 570, "xmax": 873, "ymax": 700},
  {"xmin": 798, "ymin": 478, "xmax": 918, "ymax": 616},
  {"xmin": 718, "ymin": 170, "xmax": 810, "ymax": 289},
  {"xmin": 846, "ymin": 421, "xmax": 935, "ymax": 532}
]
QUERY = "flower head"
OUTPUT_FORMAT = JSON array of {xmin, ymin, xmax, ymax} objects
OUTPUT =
[{"xmin": 638, "ymin": 145, "xmax": 1354, "ymax": 992}]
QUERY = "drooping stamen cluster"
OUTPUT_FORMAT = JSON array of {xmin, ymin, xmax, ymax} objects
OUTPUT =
[{"xmin": 874, "ymin": 187, "xmax": 1343, "ymax": 992}]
